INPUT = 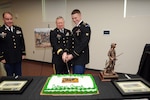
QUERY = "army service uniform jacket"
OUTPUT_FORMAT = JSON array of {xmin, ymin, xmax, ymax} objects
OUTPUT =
[
  {"xmin": 50, "ymin": 28, "xmax": 72, "ymax": 64},
  {"xmin": 70, "ymin": 21, "xmax": 91, "ymax": 66},
  {"xmin": 0, "ymin": 25, "xmax": 26, "ymax": 63}
]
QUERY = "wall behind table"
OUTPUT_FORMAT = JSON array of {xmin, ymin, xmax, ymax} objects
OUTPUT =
[{"xmin": 4, "ymin": 0, "xmax": 150, "ymax": 74}]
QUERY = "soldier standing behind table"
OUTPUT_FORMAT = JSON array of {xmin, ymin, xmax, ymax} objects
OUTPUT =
[
  {"xmin": 64, "ymin": 9, "xmax": 91, "ymax": 74},
  {"xmin": 50, "ymin": 16, "xmax": 72, "ymax": 74},
  {"xmin": 0, "ymin": 12, "xmax": 26, "ymax": 76}
]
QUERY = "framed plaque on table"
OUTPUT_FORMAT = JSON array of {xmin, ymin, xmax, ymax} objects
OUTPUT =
[
  {"xmin": 112, "ymin": 78, "xmax": 150, "ymax": 96},
  {"xmin": 0, "ymin": 76, "xmax": 32, "ymax": 94}
]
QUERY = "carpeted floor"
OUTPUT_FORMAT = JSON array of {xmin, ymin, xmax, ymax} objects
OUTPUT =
[{"xmin": 22, "ymin": 59, "xmax": 100, "ymax": 76}]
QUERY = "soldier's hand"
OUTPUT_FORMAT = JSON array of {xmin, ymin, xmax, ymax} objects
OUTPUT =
[
  {"xmin": 22, "ymin": 55, "xmax": 26, "ymax": 59},
  {"xmin": 1, "ymin": 59, "xmax": 6, "ymax": 64},
  {"xmin": 62, "ymin": 52, "xmax": 67, "ymax": 62},
  {"xmin": 67, "ymin": 54, "xmax": 73, "ymax": 61}
]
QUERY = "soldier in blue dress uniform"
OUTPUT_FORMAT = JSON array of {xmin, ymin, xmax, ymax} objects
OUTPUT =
[
  {"xmin": 0, "ymin": 12, "xmax": 26, "ymax": 76},
  {"xmin": 50, "ymin": 16, "xmax": 72, "ymax": 74},
  {"xmin": 65, "ymin": 9, "xmax": 91, "ymax": 74}
]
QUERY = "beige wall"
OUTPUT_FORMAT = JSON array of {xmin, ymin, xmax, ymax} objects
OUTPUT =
[
  {"xmin": 1, "ymin": 0, "xmax": 150, "ymax": 74},
  {"xmin": 12, "ymin": 0, "xmax": 53, "ymax": 62}
]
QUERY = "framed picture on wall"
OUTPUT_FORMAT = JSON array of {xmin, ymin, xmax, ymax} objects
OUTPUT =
[{"xmin": 112, "ymin": 78, "xmax": 150, "ymax": 96}]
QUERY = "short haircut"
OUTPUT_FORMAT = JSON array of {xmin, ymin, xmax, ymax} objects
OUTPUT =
[
  {"xmin": 56, "ymin": 16, "xmax": 64, "ymax": 20},
  {"xmin": 2, "ymin": 12, "xmax": 13, "ymax": 18},
  {"xmin": 71, "ymin": 9, "xmax": 81, "ymax": 15}
]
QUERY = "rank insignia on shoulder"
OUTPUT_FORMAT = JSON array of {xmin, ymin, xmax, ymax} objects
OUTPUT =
[
  {"xmin": 85, "ymin": 24, "xmax": 90, "ymax": 27},
  {"xmin": 83, "ymin": 22, "xmax": 88, "ymax": 27}
]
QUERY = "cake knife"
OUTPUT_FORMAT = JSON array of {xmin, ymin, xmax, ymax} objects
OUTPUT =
[{"xmin": 66, "ymin": 62, "xmax": 70, "ymax": 74}]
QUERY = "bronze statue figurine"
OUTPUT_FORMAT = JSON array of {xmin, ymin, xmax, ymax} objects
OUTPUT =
[{"xmin": 104, "ymin": 43, "xmax": 117, "ymax": 75}]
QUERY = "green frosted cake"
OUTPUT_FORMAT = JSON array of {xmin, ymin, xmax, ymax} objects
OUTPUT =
[{"xmin": 41, "ymin": 74, "xmax": 98, "ymax": 95}]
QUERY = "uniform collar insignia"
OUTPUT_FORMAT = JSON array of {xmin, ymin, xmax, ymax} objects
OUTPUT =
[{"xmin": 66, "ymin": 32, "xmax": 69, "ymax": 36}]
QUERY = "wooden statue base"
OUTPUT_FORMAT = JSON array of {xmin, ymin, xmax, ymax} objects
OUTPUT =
[{"xmin": 99, "ymin": 71, "xmax": 118, "ymax": 81}]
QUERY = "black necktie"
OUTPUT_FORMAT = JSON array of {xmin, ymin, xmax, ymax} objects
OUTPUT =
[{"xmin": 9, "ymin": 27, "xmax": 11, "ymax": 32}]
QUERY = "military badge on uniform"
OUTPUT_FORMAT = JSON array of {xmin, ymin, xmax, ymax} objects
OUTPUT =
[
  {"xmin": 76, "ymin": 29, "xmax": 81, "ymax": 36},
  {"xmin": 0, "ymin": 32, "xmax": 7, "ymax": 38},
  {"xmin": 57, "ymin": 34, "xmax": 61, "ymax": 39},
  {"xmin": 16, "ymin": 30, "xmax": 21, "ymax": 34}
]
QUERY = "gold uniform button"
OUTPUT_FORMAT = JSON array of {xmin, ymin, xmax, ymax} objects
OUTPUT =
[
  {"xmin": 13, "ymin": 39, "xmax": 15, "ymax": 41},
  {"xmin": 14, "ymin": 46, "xmax": 16, "ymax": 48},
  {"xmin": 72, "ymin": 46, "xmax": 74, "ymax": 48},
  {"xmin": 14, "ymin": 43, "xmax": 16, "ymax": 45},
  {"xmin": 12, "ymin": 36, "xmax": 15, "ymax": 38}
]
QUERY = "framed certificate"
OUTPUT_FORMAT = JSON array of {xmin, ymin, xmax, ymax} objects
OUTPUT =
[
  {"xmin": 0, "ymin": 76, "xmax": 32, "ymax": 94},
  {"xmin": 112, "ymin": 78, "xmax": 150, "ymax": 96}
]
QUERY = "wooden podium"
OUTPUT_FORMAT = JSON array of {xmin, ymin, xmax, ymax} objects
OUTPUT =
[{"xmin": 99, "ymin": 70, "xmax": 118, "ymax": 81}]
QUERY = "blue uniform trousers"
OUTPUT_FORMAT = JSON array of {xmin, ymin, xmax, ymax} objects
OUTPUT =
[
  {"xmin": 73, "ymin": 65, "xmax": 85, "ymax": 74},
  {"xmin": 5, "ymin": 61, "xmax": 22, "ymax": 76}
]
